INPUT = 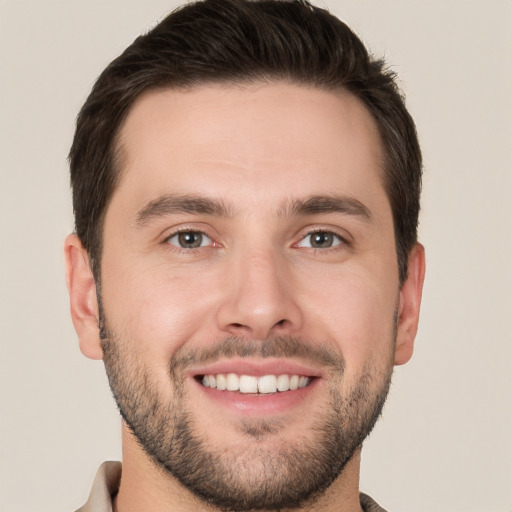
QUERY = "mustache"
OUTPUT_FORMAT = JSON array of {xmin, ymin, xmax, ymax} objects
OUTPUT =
[{"xmin": 170, "ymin": 336, "xmax": 345, "ymax": 375}]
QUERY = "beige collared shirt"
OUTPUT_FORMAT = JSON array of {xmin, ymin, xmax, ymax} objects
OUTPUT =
[
  {"xmin": 75, "ymin": 462, "xmax": 387, "ymax": 512},
  {"xmin": 75, "ymin": 462, "xmax": 121, "ymax": 512}
]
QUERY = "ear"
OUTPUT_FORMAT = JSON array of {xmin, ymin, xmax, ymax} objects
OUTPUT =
[
  {"xmin": 394, "ymin": 243, "xmax": 426, "ymax": 366},
  {"xmin": 64, "ymin": 233, "xmax": 103, "ymax": 360}
]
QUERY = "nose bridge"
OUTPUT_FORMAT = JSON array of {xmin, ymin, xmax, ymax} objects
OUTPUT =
[
  {"xmin": 241, "ymin": 248, "xmax": 284, "ymax": 309},
  {"xmin": 217, "ymin": 241, "xmax": 302, "ymax": 338}
]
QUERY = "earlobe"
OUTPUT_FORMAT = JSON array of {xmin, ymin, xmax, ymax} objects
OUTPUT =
[
  {"xmin": 394, "ymin": 243, "xmax": 426, "ymax": 366},
  {"xmin": 64, "ymin": 234, "xmax": 104, "ymax": 360}
]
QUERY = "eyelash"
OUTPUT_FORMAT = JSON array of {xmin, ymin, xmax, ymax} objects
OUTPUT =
[
  {"xmin": 163, "ymin": 228, "xmax": 217, "ymax": 252},
  {"xmin": 163, "ymin": 227, "xmax": 348, "ymax": 253},
  {"xmin": 294, "ymin": 229, "xmax": 348, "ymax": 251}
]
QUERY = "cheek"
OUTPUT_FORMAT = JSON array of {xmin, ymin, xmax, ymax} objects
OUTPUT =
[
  {"xmin": 300, "ymin": 263, "xmax": 398, "ymax": 369},
  {"xmin": 100, "ymin": 257, "xmax": 221, "ymax": 358}
]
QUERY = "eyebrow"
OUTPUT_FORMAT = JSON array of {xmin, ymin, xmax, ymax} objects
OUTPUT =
[
  {"xmin": 135, "ymin": 194, "xmax": 234, "ymax": 227},
  {"xmin": 135, "ymin": 192, "xmax": 372, "ymax": 227},
  {"xmin": 279, "ymin": 195, "xmax": 372, "ymax": 222}
]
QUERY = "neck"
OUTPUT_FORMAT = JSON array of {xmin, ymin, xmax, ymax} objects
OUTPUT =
[{"xmin": 115, "ymin": 423, "xmax": 364, "ymax": 512}]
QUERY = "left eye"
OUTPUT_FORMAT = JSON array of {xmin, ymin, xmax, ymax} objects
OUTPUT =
[
  {"xmin": 296, "ymin": 231, "xmax": 344, "ymax": 249},
  {"xmin": 166, "ymin": 231, "xmax": 212, "ymax": 249}
]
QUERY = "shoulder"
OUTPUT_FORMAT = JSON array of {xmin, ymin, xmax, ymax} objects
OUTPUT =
[
  {"xmin": 360, "ymin": 492, "xmax": 389, "ymax": 512},
  {"xmin": 75, "ymin": 461, "xmax": 122, "ymax": 512}
]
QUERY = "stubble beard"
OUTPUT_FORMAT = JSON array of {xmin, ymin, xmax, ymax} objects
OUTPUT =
[{"xmin": 100, "ymin": 312, "xmax": 395, "ymax": 511}]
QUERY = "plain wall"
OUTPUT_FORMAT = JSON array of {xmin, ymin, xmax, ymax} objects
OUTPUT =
[{"xmin": 0, "ymin": 1, "xmax": 511, "ymax": 511}]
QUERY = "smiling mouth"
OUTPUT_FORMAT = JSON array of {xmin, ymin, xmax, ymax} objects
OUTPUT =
[{"xmin": 198, "ymin": 373, "xmax": 313, "ymax": 394}]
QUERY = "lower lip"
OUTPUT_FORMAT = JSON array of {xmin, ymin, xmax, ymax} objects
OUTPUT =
[{"xmin": 193, "ymin": 378, "xmax": 320, "ymax": 415}]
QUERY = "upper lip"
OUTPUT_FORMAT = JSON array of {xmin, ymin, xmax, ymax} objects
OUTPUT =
[{"xmin": 186, "ymin": 357, "xmax": 324, "ymax": 379}]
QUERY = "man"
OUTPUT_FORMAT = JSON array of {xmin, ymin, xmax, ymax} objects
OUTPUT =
[{"xmin": 65, "ymin": 0, "xmax": 425, "ymax": 510}]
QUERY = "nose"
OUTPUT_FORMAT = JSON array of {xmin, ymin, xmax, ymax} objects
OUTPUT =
[{"xmin": 216, "ymin": 248, "xmax": 303, "ymax": 340}]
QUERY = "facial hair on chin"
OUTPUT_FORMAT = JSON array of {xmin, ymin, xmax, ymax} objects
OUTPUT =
[{"xmin": 99, "ymin": 307, "xmax": 396, "ymax": 511}]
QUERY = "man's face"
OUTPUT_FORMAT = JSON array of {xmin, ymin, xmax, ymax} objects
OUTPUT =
[{"xmin": 97, "ymin": 82, "xmax": 408, "ymax": 509}]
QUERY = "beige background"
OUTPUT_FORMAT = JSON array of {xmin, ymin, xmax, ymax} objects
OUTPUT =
[{"xmin": 1, "ymin": 1, "xmax": 511, "ymax": 511}]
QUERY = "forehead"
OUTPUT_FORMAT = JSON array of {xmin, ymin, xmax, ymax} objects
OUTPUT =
[{"xmin": 113, "ymin": 82, "xmax": 386, "ymax": 215}]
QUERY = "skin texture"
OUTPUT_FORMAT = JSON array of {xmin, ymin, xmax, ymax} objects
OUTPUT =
[{"xmin": 65, "ymin": 82, "xmax": 425, "ymax": 512}]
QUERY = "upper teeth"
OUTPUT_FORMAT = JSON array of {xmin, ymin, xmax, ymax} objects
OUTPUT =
[{"xmin": 201, "ymin": 374, "xmax": 311, "ymax": 394}]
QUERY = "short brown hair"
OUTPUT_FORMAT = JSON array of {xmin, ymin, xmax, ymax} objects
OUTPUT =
[{"xmin": 69, "ymin": 0, "xmax": 422, "ymax": 283}]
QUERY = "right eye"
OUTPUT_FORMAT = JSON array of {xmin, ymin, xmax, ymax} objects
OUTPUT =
[{"xmin": 165, "ymin": 230, "xmax": 212, "ymax": 249}]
